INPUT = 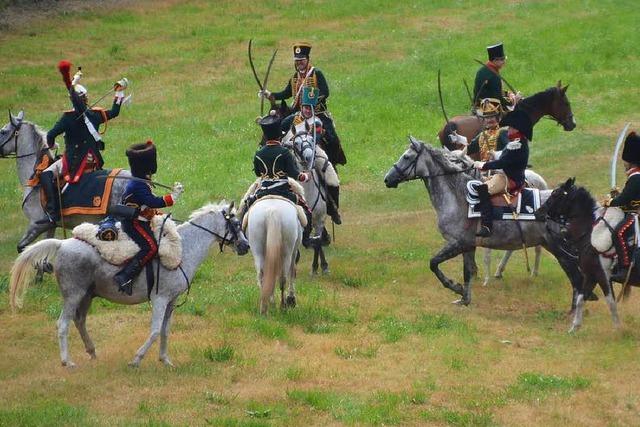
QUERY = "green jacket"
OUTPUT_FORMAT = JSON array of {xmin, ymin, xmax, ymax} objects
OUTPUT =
[
  {"xmin": 47, "ymin": 98, "xmax": 121, "ymax": 181},
  {"xmin": 468, "ymin": 128, "xmax": 509, "ymax": 159},
  {"xmin": 272, "ymin": 67, "xmax": 329, "ymax": 113},
  {"xmin": 610, "ymin": 172, "xmax": 640, "ymax": 210},
  {"xmin": 253, "ymin": 143, "xmax": 301, "ymax": 203},
  {"xmin": 473, "ymin": 64, "xmax": 502, "ymax": 103}
]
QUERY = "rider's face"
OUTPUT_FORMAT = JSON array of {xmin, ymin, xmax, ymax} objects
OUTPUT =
[
  {"xmin": 492, "ymin": 58, "xmax": 506, "ymax": 69},
  {"xmin": 295, "ymin": 58, "xmax": 309, "ymax": 72},
  {"xmin": 301, "ymin": 105, "xmax": 313, "ymax": 118},
  {"xmin": 482, "ymin": 116, "xmax": 499, "ymax": 129}
]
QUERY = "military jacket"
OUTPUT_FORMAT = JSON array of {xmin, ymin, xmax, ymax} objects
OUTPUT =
[
  {"xmin": 47, "ymin": 98, "xmax": 121, "ymax": 183},
  {"xmin": 253, "ymin": 142, "xmax": 301, "ymax": 180},
  {"xmin": 473, "ymin": 63, "xmax": 503, "ymax": 104},
  {"xmin": 610, "ymin": 169, "xmax": 640, "ymax": 210},
  {"xmin": 122, "ymin": 180, "xmax": 174, "ymax": 221},
  {"xmin": 272, "ymin": 67, "xmax": 329, "ymax": 113},
  {"xmin": 481, "ymin": 138, "xmax": 529, "ymax": 187},
  {"xmin": 468, "ymin": 127, "xmax": 509, "ymax": 161}
]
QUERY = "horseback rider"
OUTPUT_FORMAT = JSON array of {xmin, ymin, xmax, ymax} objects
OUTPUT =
[
  {"xmin": 468, "ymin": 98, "xmax": 510, "ymax": 161},
  {"xmin": 113, "ymin": 141, "xmax": 184, "ymax": 295},
  {"xmin": 473, "ymin": 43, "xmax": 521, "ymax": 111},
  {"xmin": 281, "ymin": 86, "xmax": 342, "ymax": 225},
  {"xmin": 246, "ymin": 114, "xmax": 318, "ymax": 247},
  {"xmin": 258, "ymin": 42, "xmax": 346, "ymax": 166},
  {"xmin": 38, "ymin": 60, "xmax": 128, "ymax": 226},
  {"xmin": 472, "ymin": 109, "xmax": 533, "ymax": 237},
  {"xmin": 607, "ymin": 132, "xmax": 640, "ymax": 210}
]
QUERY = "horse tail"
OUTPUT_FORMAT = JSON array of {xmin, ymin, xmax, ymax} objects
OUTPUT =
[
  {"xmin": 10, "ymin": 239, "xmax": 62, "ymax": 310},
  {"xmin": 261, "ymin": 210, "xmax": 283, "ymax": 314}
]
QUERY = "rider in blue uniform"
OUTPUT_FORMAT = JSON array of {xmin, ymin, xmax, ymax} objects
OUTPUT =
[{"xmin": 113, "ymin": 141, "xmax": 183, "ymax": 295}]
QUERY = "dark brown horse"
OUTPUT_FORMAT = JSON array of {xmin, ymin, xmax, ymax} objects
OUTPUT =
[
  {"xmin": 535, "ymin": 178, "xmax": 621, "ymax": 332},
  {"xmin": 439, "ymin": 81, "xmax": 576, "ymax": 150}
]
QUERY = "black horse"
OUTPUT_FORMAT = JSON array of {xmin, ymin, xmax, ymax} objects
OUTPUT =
[{"xmin": 535, "ymin": 178, "xmax": 621, "ymax": 331}]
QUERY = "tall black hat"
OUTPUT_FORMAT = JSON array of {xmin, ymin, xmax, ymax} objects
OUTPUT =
[
  {"xmin": 622, "ymin": 132, "xmax": 640, "ymax": 164},
  {"xmin": 500, "ymin": 109, "xmax": 533, "ymax": 141},
  {"xmin": 126, "ymin": 140, "xmax": 157, "ymax": 178},
  {"xmin": 487, "ymin": 43, "xmax": 505, "ymax": 61},
  {"xmin": 293, "ymin": 42, "xmax": 311, "ymax": 60},
  {"xmin": 259, "ymin": 115, "xmax": 283, "ymax": 141}
]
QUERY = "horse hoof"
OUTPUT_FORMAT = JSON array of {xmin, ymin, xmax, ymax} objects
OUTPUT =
[
  {"xmin": 87, "ymin": 350, "xmax": 97, "ymax": 359},
  {"xmin": 568, "ymin": 325, "xmax": 580, "ymax": 334},
  {"xmin": 451, "ymin": 298, "xmax": 470, "ymax": 306},
  {"xmin": 62, "ymin": 360, "xmax": 76, "ymax": 368},
  {"xmin": 128, "ymin": 360, "xmax": 141, "ymax": 368},
  {"xmin": 160, "ymin": 357, "xmax": 175, "ymax": 367},
  {"xmin": 482, "ymin": 280, "xmax": 489, "ymax": 287},
  {"xmin": 286, "ymin": 295, "xmax": 296, "ymax": 308},
  {"xmin": 321, "ymin": 268, "xmax": 330, "ymax": 275}
]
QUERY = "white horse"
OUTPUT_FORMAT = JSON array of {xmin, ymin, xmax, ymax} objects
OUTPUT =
[
  {"xmin": 247, "ymin": 198, "xmax": 301, "ymax": 314},
  {"xmin": 10, "ymin": 202, "xmax": 250, "ymax": 367}
]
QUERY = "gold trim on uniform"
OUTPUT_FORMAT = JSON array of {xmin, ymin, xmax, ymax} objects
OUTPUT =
[{"xmin": 478, "ymin": 128, "xmax": 500, "ymax": 161}]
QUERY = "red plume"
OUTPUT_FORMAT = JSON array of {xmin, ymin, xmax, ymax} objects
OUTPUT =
[
  {"xmin": 57, "ymin": 60, "xmax": 72, "ymax": 90},
  {"xmin": 146, "ymin": 139, "xmax": 154, "ymax": 145}
]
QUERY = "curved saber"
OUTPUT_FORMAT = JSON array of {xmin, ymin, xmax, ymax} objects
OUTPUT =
[
  {"xmin": 462, "ymin": 78, "xmax": 473, "ymax": 107},
  {"xmin": 474, "ymin": 58, "xmax": 517, "ymax": 93},
  {"xmin": 261, "ymin": 49, "xmax": 278, "ymax": 115},
  {"xmin": 247, "ymin": 39, "xmax": 264, "ymax": 91},
  {"xmin": 437, "ymin": 69, "xmax": 449, "ymax": 124},
  {"xmin": 611, "ymin": 122, "xmax": 631, "ymax": 190}
]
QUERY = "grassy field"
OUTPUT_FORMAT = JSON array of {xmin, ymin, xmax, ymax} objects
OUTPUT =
[{"xmin": 1, "ymin": 0, "xmax": 640, "ymax": 425}]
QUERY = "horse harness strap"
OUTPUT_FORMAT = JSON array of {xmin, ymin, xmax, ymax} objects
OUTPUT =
[{"xmin": 0, "ymin": 122, "xmax": 37, "ymax": 160}]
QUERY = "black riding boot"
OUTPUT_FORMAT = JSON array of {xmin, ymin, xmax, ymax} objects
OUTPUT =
[
  {"xmin": 326, "ymin": 186, "xmax": 342, "ymax": 225},
  {"xmin": 35, "ymin": 171, "xmax": 60, "ymax": 226},
  {"xmin": 114, "ymin": 257, "xmax": 143, "ymax": 296},
  {"xmin": 301, "ymin": 205, "xmax": 321, "ymax": 248},
  {"xmin": 476, "ymin": 184, "xmax": 493, "ymax": 238}
]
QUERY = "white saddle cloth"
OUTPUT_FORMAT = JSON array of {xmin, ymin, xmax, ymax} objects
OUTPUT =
[{"xmin": 72, "ymin": 215, "xmax": 182, "ymax": 269}]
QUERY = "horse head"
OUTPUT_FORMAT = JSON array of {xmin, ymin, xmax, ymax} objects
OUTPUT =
[
  {"xmin": 535, "ymin": 177, "xmax": 576, "ymax": 221},
  {"xmin": 292, "ymin": 131, "xmax": 315, "ymax": 171},
  {"xmin": 0, "ymin": 109, "xmax": 25, "ymax": 156},
  {"xmin": 549, "ymin": 81, "xmax": 576, "ymax": 131},
  {"xmin": 222, "ymin": 201, "xmax": 250, "ymax": 255},
  {"xmin": 384, "ymin": 136, "xmax": 429, "ymax": 188}
]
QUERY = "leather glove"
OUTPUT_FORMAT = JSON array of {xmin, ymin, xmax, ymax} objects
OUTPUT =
[
  {"xmin": 473, "ymin": 161, "xmax": 485, "ymax": 170},
  {"xmin": 171, "ymin": 182, "xmax": 184, "ymax": 202},
  {"xmin": 448, "ymin": 131, "xmax": 468, "ymax": 146},
  {"xmin": 610, "ymin": 187, "xmax": 620, "ymax": 198},
  {"xmin": 71, "ymin": 70, "xmax": 83, "ymax": 86},
  {"xmin": 258, "ymin": 89, "xmax": 272, "ymax": 99},
  {"xmin": 114, "ymin": 77, "xmax": 129, "ymax": 90}
]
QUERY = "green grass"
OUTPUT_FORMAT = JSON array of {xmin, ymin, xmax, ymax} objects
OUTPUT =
[{"xmin": 1, "ymin": 0, "xmax": 640, "ymax": 426}]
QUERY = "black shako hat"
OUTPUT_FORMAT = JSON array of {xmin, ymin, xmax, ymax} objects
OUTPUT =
[
  {"xmin": 500, "ymin": 109, "xmax": 533, "ymax": 141},
  {"xmin": 259, "ymin": 115, "xmax": 283, "ymax": 141},
  {"xmin": 487, "ymin": 43, "xmax": 505, "ymax": 61},
  {"xmin": 622, "ymin": 132, "xmax": 640, "ymax": 164},
  {"xmin": 126, "ymin": 140, "xmax": 157, "ymax": 178},
  {"xmin": 293, "ymin": 42, "xmax": 311, "ymax": 60}
]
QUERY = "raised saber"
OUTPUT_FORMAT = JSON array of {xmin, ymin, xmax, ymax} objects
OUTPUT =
[
  {"xmin": 462, "ymin": 78, "xmax": 473, "ymax": 107},
  {"xmin": 610, "ymin": 123, "xmax": 631, "ymax": 190},
  {"xmin": 261, "ymin": 48, "xmax": 278, "ymax": 116},
  {"xmin": 473, "ymin": 58, "xmax": 517, "ymax": 94},
  {"xmin": 437, "ymin": 69, "xmax": 449, "ymax": 124}
]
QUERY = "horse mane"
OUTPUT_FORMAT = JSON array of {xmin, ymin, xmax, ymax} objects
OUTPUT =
[
  {"xmin": 422, "ymin": 142, "xmax": 479, "ymax": 190},
  {"xmin": 186, "ymin": 201, "xmax": 230, "ymax": 222},
  {"xmin": 571, "ymin": 186, "xmax": 597, "ymax": 214},
  {"xmin": 23, "ymin": 121, "xmax": 49, "ymax": 151},
  {"xmin": 516, "ymin": 86, "xmax": 559, "ymax": 115}
]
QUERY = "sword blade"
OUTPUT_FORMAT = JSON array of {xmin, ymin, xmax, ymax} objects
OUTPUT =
[
  {"xmin": 97, "ymin": 174, "xmax": 173, "ymax": 190},
  {"xmin": 474, "ymin": 58, "xmax": 517, "ymax": 93},
  {"xmin": 247, "ymin": 39, "xmax": 264, "ymax": 91},
  {"xmin": 261, "ymin": 48, "xmax": 278, "ymax": 116},
  {"xmin": 437, "ymin": 69, "xmax": 449, "ymax": 124},
  {"xmin": 611, "ymin": 122, "xmax": 631, "ymax": 189}
]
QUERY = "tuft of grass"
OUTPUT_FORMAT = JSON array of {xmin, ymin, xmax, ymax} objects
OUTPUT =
[
  {"xmin": 374, "ymin": 315, "xmax": 411, "ymax": 343},
  {"xmin": 249, "ymin": 317, "xmax": 289, "ymax": 341},
  {"xmin": 340, "ymin": 274, "xmax": 369, "ymax": 288},
  {"xmin": 334, "ymin": 345, "xmax": 378, "ymax": 360},
  {"xmin": 506, "ymin": 372, "xmax": 591, "ymax": 401},
  {"xmin": 0, "ymin": 401, "xmax": 92, "ymax": 426},
  {"xmin": 204, "ymin": 390, "xmax": 231, "ymax": 406},
  {"xmin": 421, "ymin": 408, "xmax": 495, "ymax": 427},
  {"xmin": 45, "ymin": 301, "xmax": 61, "ymax": 320},
  {"xmin": 203, "ymin": 344, "xmax": 234, "ymax": 362}
]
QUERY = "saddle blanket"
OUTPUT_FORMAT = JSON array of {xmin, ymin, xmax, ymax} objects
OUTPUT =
[
  {"xmin": 466, "ymin": 180, "xmax": 540, "ymax": 221},
  {"xmin": 242, "ymin": 195, "xmax": 308, "ymax": 231},
  {"xmin": 55, "ymin": 168, "xmax": 121, "ymax": 216},
  {"xmin": 72, "ymin": 214, "xmax": 182, "ymax": 269}
]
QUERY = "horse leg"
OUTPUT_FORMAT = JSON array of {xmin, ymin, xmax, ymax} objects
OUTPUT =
[
  {"xmin": 544, "ymin": 241, "xmax": 583, "ymax": 314},
  {"xmin": 286, "ymin": 253, "xmax": 297, "ymax": 308},
  {"xmin": 57, "ymin": 291, "xmax": 86, "ymax": 367},
  {"xmin": 593, "ymin": 256, "xmax": 621, "ymax": 329},
  {"xmin": 159, "ymin": 300, "xmax": 176, "ymax": 366},
  {"xmin": 320, "ymin": 247, "xmax": 329, "ymax": 274},
  {"xmin": 456, "ymin": 251, "xmax": 475, "ymax": 305},
  {"xmin": 495, "ymin": 251, "xmax": 513, "ymax": 278},
  {"xmin": 482, "ymin": 248, "xmax": 492, "ymax": 286},
  {"xmin": 532, "ymin": 245, "xmax": 542, "ymax": 277},
  {"xmin": 569, "ymin": 293, "xmax": 585, "ymax": 333},
  {"xmin": 73, "ymin": 291, "xmax": 96, "ymax": 359},
  {"xmin": 429, "ymin": 241, "xmax": 467, "ymax": 302},
  {"xmin": 280, "ymin": 274, "xmax": 286, "ymax": 310},
  {"xmin": 312, "ymin": 246, "xmax": 319, "ymax": 275},
  {"xmin": 130, "ymin": 297, "xmax": 169, "ymax": 367}
]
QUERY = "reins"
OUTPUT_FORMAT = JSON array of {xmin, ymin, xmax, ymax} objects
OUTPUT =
[{"xmin": 0, "ymin": 122, "xmax": 37, "ymax": 159}]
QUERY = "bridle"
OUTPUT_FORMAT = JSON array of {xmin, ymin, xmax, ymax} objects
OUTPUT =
[
  {"xmin": 392, "ymin": 142, "xmax": 473, "ymax": 182},
  {"xmin": 0, "ymin": 120, "xmax": 35, "ymax": 159},
  {"xmin": 178, "ymin": 210, "xmax": 244, "ymax": 253}
]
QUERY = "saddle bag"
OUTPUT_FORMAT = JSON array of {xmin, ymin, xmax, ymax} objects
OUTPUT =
[{"xmin": 96, "ymin": 216, "xmax": 118, "ymax": 241}]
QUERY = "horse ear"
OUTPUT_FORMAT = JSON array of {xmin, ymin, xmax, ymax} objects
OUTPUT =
[
  {"xmin": 16, "ymin": 110, "xmax": 24, "ymax": 122},
  {"xmin": 561, "ymin": 84, "xmax": 569, "ymax": 94},
  {"xmin": 229, "ymin": 201, "xmax": 235, "ymax": 212},
  {"xmin": 557, "ymin": 80, "xmax": 562, "ymax": 88},
  {"xmin": 9, "ymin": 109, "xmax": 16, "ymax": 127}
]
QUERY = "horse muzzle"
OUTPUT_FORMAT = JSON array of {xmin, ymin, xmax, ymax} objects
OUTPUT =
[
  {"xmin": 384, "ymin": 170, "xmax": 400, "ymax": 188},
  {"xmin": 235, "ymin": 236, "xmax": 250, "ymax": 256}
]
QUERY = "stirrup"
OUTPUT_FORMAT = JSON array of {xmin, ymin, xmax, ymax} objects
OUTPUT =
[{"xmin": 118, "ymin": 279, "xmax": 134, "ymax": 296}]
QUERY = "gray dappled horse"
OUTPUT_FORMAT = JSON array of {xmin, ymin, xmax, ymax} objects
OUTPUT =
[
  {"xmin": 384, "ymin": 138, "xmax": 584, "ymax": 310},
  {"xmin": 291, "ymin": 131, "xmax": 330, "ymax": 274},
  {"xmin": 438, "ymin": 82, "xmax": 576, "ymax": 151},
  {"xmin": 0, "ymin": 111, "xmax": 131, "ymax": 252},
  {"xmin": 247, "ymin": 198, "xmax": 301, "ymax": 314},
  {"xmin": 10, "ymin": 202, "xmax": 250, "ymax": 367}
]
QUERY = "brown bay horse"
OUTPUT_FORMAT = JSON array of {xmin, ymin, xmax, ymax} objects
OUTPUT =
[{"xmin": 438, "ymin": 81, "xmax": 576, "ymax": 150}]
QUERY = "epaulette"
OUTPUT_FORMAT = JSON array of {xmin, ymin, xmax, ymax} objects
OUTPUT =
[{"xmin": 506, "ymin": 140, "xmax": 522, "ymax": 150}]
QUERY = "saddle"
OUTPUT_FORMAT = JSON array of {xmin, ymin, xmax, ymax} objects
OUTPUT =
[
  {"xmin": 40, "ymin": 168, "xmax": 122, "ymax": 216},
  {"xmin": 466, "ymin": 180, "xmax": 540, "ymax": 221},
  {"xmin": 592, "ymin": 208, "xmax": 637, "ymax": 269},
  {"xmin": 238, "ymin": 177, "xmax": 307, "ymax": 231},
  {"xmin": 72, "ymin": 214, "xmax": 182, "ymax": 269},
  {"xmin": 241, "ymin": 195, "xmax": 308, "ymax": 232}
]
